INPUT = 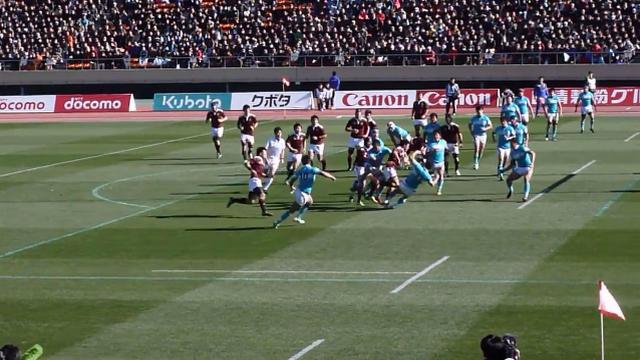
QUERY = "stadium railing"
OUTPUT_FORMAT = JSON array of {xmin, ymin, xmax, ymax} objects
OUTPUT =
[{"xmin": 0, "ymin": 51, "xmax": 636, "ymax": 71}]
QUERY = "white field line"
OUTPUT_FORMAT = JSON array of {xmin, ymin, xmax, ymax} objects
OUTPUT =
[
  {"xmin": 288, "ymin": 339, "xmax": 325, "ymax": 360},
  {"xmin": 0, "ymin": 195, "xmax": 195, "ymax": 259},
  {"xmin": 624, "ymin": 131, "xmax": 640, "ymax": 142},
  {"xmin": 390, "ymin": 256, "xmax": 450, "ymax": 294},
  {"xmin": 0, "ymin": 132, "xmax": 209, "ymax": 179},
  {"xmin": 0, "ymin": 274, "xmax": 613, "ymax": 286},
  {"xmin": 152, "ymin": 269, "xmax": 417, "ymax": 275},
  {"xmin": 518, "ymin": 160, "xmax": 596, "ymax": 210}
]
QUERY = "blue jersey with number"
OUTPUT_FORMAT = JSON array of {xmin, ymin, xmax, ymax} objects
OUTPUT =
[
  {"xmin": 512, "ymin": 122, "xmax": 528, "ymax": 145},
  {"xmin": 514, "ymin": 96, "xmax": 530, "ymax": 115},
  {"xmin": 470, "ymin": 114, "xmax": 492, "ymax": 136},
  {"xmin": 294, "ymin": 164, "xmax": 321, "ymax": 193},
  {"xmin": 367, "ymin": 146, "xmax": 392, "ymax": 167},
  {"xmin": 423, "ymin": 122, "xmax": 441, "ymax": 143},
  {"xmin": 578, "ymin": 91, "xmax": 594, "ymax": 107},
  {"xmin": 427, "ymin": 139, "xmax": 447, "ymax": 164},
  {"xmin": 511, "ymin": 146, "xmax": 533, "ymax": 168},
  {"xmin": 501, "ymin": 103, "xmax": 519, "ymax": 120},
  {"xmin": 404, "ymin": 159, "xmax": 432, "ymax": 189},
  {"xmin": 546, "ymin": 95, "xmax": 559, "ymax": 113},
  {"xmin": 495, "ymin": 125, "xmax": 515, "ymax": 149}
]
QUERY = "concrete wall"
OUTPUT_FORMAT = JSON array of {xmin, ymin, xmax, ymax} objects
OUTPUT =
[{"xmin": 1, "ymin": 64, "xmax": 639, "ymax": 86}]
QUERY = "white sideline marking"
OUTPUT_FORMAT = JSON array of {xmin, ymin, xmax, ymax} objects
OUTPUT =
[
  {"xmin": 0, "ymin": 132, "xmax": 209, "ymax": 179},
  {"xmin": 518, "ymin": 160, "xmax": 596, "ymax": 210},
  {"xmin": 0, "ymin": 274, "xmax": 622, "ymax": 286},
  {"xmin": 390, "ymin": 256, "xmax": 450, "ymax": 294},
  {"xmin": 0, "ymin": 195, "xmax": 194, "ymax": 259},
  {"xmin": 152, "ymin": 269, "xmax": 417, "ymax": 275},
  {"xmin": 624, "ymin": 131, "xmax": 640, "ymax": 142},
  {"xmin": 288, "ymin": 339, "xmax": 325, "ymax": 360}
]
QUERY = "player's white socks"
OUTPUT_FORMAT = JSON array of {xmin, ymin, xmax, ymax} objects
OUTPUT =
[
  {"xmin": 524, "ymin": 180, "xmax": 531, "ymax": 199},
  {"xmin": 263, "ymin": 177, "xmax": 274, "ymax": 191}
]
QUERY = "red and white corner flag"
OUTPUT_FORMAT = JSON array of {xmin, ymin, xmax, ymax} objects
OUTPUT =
[
  {"xmin": 599, "ymin": 281, "xmax": 625, "ymax": 321},
  {"xmin": 282, "ymin": 77, "xmax": 290, "ymax": 87}
]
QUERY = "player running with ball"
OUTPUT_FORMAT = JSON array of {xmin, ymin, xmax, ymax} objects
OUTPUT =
[
  {"xmin": 426, "ymin": 130, "xmax": 447, "ymax": 195},
  {"xmin": 273, "ymin": 155, "xmax": 336, "ymax": 228},
  {"xmin": 493, "ymin": 117, "xmax": 515, "ymax": 181},
  {"xmin": 504, "ymin": 139, "xmax": 536, "ymax": 202},
  {"xmin": 205, "ymin": 101, "xmax": 227, "ymax": 159},
  {"xmin": 227, "ymin": 147, "xmax": 273, "ymax": 216},
  {"xmin": 469, "ymin": 105, "xmax": 493, "ymax": 170},
  {"xmin": 544, "ymin": 88, "xmax": 562, "ymax": 141}
]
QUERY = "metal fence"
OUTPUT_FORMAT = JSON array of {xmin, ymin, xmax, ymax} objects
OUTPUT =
[{"xmin": 0, "ymin": 51, "xmax": 636, "ymax": 71}]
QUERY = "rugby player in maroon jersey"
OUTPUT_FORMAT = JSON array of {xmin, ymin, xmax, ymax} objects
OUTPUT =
[
  {"xmin": 226, "ymin": 147, "xmax": 273, "ymax": 216},
  {"xmin": 348, "ymin": 138, "xmax": 371, "ymax": 206},
  {"xmin": 411, "ymin": 99, "xmax": 429, "ymax": 137},
  {"xmin": 285, "ymin": 123, "xmax": 306, "ymax": 181},
  {"xmin": 440, "ymin": 114, "xmax": 464, "ymax": 176},
  {"xmin": 344, "ymin": 109, "xmax": 370, "ymax": 171},
  {"xmin": 205, "ymin": 101, "xmax": 227, "ymax": 159},
  {"xmin": 237, "ymin": 104, "xmax": 258, "ymax": 160},
  {"xmin": 306, "ymin": 115, "xmax": 327, "ymax": 170}
]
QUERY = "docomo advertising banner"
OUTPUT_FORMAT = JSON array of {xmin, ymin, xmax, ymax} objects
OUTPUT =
[
  {"xmin": 335, "ymin": 90, "xmax": 415, "ymax": 109},
  {"xmin": 417, "ymin": 89, "xmax": 500, "ymax": 108},
  {"xmin": 0, "ymin": 95, "xmax": 56, "ymax": 113},
  {"xmin": 523, "ymin": 87, "xmax": 640, "ymax": 107},
  {"xmin": 230, "ymin": 91, "xmax": 313, "ymax": 110},
  {"xmin": 153, "ymin": 93, "xmax": 232, "ymax": 111},
  {"xmin": 55, "ymin": 94, "xmax": 136, "ymax": 113}
]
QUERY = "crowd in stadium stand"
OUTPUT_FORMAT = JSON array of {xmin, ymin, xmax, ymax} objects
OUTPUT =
[{"xmin": 0, "ymin": 0, "xmax": 638, "ymax": 70}]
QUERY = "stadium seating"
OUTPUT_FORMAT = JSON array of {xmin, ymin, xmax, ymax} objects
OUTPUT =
[{"xmin": 0, "ymin": 0, "xmax": 637, "ymax": 70}]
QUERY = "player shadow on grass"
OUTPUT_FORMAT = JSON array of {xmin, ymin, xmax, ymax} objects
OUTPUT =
[
  {"xmin": 149, "ymin": 162, "xmax": 227, "ymax": 166},
  {"xmin": 185, "ymin": 226, "xmax": 273, "ymax": 232},
  {"xmin": 169, "ymin": 191, "xmax": 243, "ymax": 195},
  {"xmin": 152, "ymin": 214, "xmax": 255, "ymax": 219}
]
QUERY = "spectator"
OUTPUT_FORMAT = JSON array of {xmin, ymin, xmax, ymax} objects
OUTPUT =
[
  {"xmin": 329, "ymin": 71, "xmax": 341, "ymax": 91},
  {"xmin": 445, "ymin": 78, "xmax": 461, "ymax": 115},
  {"xmin": 314, "ymin": 83, "xmax": 324, "ymax": 111},
  {"xmin": 325, "ymin": 82, "xmax": 335, "ymax": 109}
]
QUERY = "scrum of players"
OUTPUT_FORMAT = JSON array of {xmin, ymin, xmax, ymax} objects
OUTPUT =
[{"xmin": 208, "ymin": 79, "xmax": 597, "ymax": 227}]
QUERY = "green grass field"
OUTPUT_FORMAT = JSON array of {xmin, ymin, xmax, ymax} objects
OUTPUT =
[{"xmin": 0, "ymin": 114, "xmax": 638, "ymax": 359}]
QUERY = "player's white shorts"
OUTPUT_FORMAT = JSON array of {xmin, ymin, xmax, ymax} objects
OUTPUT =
[
  {"xmin": 432, "ymin": 161, "xmax": 444, "ymax": 170},
  {"xmin": 398, "ymin": 180, "xmax": 416, "ymax": 197},
  {"xmin": 294, "ymin": 189, "xmax": 313, "ymax": 206},
  {"xmin": 497, "ymin": 147, "xmax": 511, "ymax": 158},
  {"xmin": 287, "ymin": 152, "xmax": 302, "ymax": 163},
  {"xmin": 347, "ymin": 137, "xmax": 364, "ymax": 149},
  {"xmin": 353, "ymin": 165, "xmax": 365, "ymax": 177},
  {"xmin": 413, "ymin": 119, "xmax": 428, "ymax": 127},
  {"xmin": 308, "ymin": 143, "xmax": 325, "ymax": 156},
  {"xmin": 211, "ymin": 127, "xmax": 224, "ymax": 138},
  {"xmin": 266, "ymin": 157, "xmax": 280, "ymax": 174},
  {"xmin": 446, "ymin": 143, "xmax": 460, "ymax": 155},
  {"xmin": 382, "ymin": 167, "xmax": 397, "ymax": 182},
  {"xmin": 581, "ymin": 105, "xmax": 594, "ymax": 114},
  {"xmin": 547, "ymin": 113, "xmax": 559, "ymax": 122},
  {"xmin": 521, "ymin": 113, "xmax": 530, "ymax": 124},
  {"xmin": 240, "ymin": 134, "xmax": 255, "ymax": 145},
  {"xmin": 514, "ymin": 166, "xmax": 532, "ymax": 176},
  {"xmin": 248, "ymin": 177, "xmax": 262, "ymax": 192},
  {"xmin": 473, "ymin": 134, "xmax": 487, "ymax": 146}
]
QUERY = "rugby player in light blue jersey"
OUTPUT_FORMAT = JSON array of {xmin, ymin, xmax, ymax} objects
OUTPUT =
[
  {"xmin": 364, "ymin": 139, "xmax": 393, "ymax": 202},
  {"xmin": 543, "ymin": 88, "xmax": 563, "ymax": 141},
  {"xmin": 500, "ymin": 94, "xmax": 522, "ymax": 123},
  {"xmin": 273, "ymin": 155, "xmax": 336, "ymax": 228},
  {"xmin": 468, "ymin": 105, "xmax": 493, "ymax": 170},
  {"xmin": 514, "ymin": 88, "xmax": 535, "ymax": 125},
  {"xmin": 510, "ymin": 116, "xmax": 529, "ymax": 146},
  {"xmin": 504, "ymin": 139, "xmax": 536, "ymax": 202},
  {"xmin": 427, "ymin": 130, "xmax": 448, "ymax": 195},
  {"xmin": 492, "ymin": 117, "xmax": 515, "ymax": 181},
  {"xmin": 423, "ymin": 113, "xmax": 441, "ymax": 144},
  {"xmin": 384, "ymin": 152, "xmax": 436, "ymax": 208},
  {"xmin": 534, "ymin": 76, "xmax": 549, "ymax": 118},
  {"xmin": 574, "ymin": 85, "xmax": 598, "ymax": 133},
  {"xmin": 386, "ymin": 121, "xmax": 411, "ymax": 150}
]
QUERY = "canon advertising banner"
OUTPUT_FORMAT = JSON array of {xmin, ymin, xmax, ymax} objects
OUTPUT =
[
  {"xmin": 416, "ymin": 89, "xmax": 500, "ymax": 108},
  {"xmin": 335, "ymin": 90, "xmax": 415, "ymax": 109}
]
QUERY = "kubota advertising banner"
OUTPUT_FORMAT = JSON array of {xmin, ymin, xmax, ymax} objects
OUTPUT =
[{"xmin": 54, "ymin": 94, "xmax": 136, "ymax": 113}]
